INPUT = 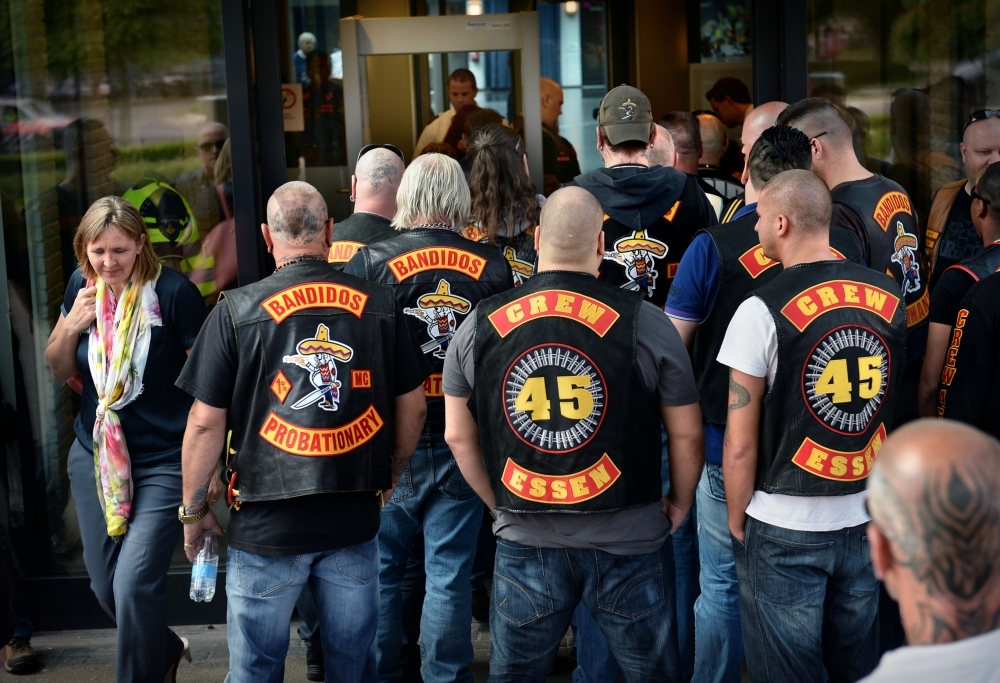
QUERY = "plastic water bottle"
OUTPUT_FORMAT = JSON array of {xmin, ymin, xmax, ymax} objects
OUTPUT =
[{"xmin": 189, "ymin": 531, "xmax": 218, "ymax": 602}]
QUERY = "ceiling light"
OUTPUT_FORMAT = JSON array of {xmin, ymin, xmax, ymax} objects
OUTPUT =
[{"xmin": 467, "ymin": 0, "xmax": 483, "ymax": 15}]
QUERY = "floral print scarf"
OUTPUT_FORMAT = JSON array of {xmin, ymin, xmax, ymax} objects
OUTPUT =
[{"xmin": 87, "ymin": 268, "xmax": 162, "ymax": 539}]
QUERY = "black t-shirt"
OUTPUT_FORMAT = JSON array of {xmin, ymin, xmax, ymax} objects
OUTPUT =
[
  {"xmin": 938, "ymin": 273, "xmax": 1000, "ymax": 439},
  {"xmin": 930, "ymin": 190, "xmax": 980, "ymax": 289},
  {"xmin": 332, "ymin": 211, "xmax": 399, "ymax": 247},
  {"xmin": 928, "ymin": 267, "xmax": 977, "ymax": 326},
  {"xmin": 177, "ymin": 294, "xmax": 430, "ymax": 556},
  {"xmin": 831, "ymin": 201, "xmax": 870, "ymax": 266},
  {"xmin": 63, "ymin": 267, "xmax": 207, "ymax": 465}
]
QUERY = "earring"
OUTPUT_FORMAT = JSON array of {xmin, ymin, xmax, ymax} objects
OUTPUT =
[{"xmin": 349, "ymin": 195, "xmax": 356, "ymax": 202}]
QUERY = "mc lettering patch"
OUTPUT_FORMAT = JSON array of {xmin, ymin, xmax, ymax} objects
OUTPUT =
[
  {"xmin": 487, "ymin": 289, "xmax": 619, "ymax": 338},
  {"xmin": 261, "ymin": 283, "xmax": 368, "ymax": 323},
  {"xmin": 387, "ymin": 247, "xmax": 485, "ymax": 281},
  {"xmin": 872, "ymin": 191, "xmax": 913, "ymax": 232},
  {"xmin": 258, "ymin": 405, "xmax": 384, "ymax": 456},
  {"xmin": 739, "ymin": 246, "xmax": 848, "ymax": 279},
  {"xmin": 500, "ymin": 454, "xmax": 621, "ymax": 504},
  {"xmin": 780, "ymin": 280, "xmax": 899, "ymax": 331},
  {"xmin": 790, "ymin": 423, "xmax": 887, "ymax": 482},
  {"xmin": 328, "ymin": 241, "xmax": 364, "ymax": 264}
]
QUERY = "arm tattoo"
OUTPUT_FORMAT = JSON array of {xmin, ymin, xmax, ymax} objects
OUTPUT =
[
  {"xmin": 188, "ymin": 478, "xmax": 211, "ymax": 510},
  {"xmin": 365, "ymin": 151, "xmax": 399, "ymax": 190},
  {"xmin": 728, "ymin": 372, "xmax": 751, "ymax": 412},
  {"xmin": 391, "ymin": 443, "xmax": 412, "ymax": 477}
]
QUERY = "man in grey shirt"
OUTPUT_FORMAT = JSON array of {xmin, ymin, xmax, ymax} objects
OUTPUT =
[{"xmin": 444, "ymin": 186, "xmax": 704, "ymax": 683}]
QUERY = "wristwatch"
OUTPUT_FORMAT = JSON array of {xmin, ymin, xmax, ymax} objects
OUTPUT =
[{"xmin": 178, "ymin": 504, "xmax": 209, "ymax": 524}]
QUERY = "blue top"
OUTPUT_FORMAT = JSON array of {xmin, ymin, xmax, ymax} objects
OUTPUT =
[
  {"xmin": 730, "ymin": 201, "xmax": 758, "ymax": 222},
  {"xmin": 63, "ymin": 267, "xmax": 207, "ymax": 466}
]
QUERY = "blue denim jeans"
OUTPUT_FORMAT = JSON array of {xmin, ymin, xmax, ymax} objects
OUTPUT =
[
  {"xmin": 377, "ymin": 428, "xmax": 482, "ymax": 683},
  {"xmin": 490, "ymin": 538, "xmax": 678, "ymax": 683},
  {"xmin": 693, "ymin": 464, "xmax": 743, "ymax": 683},
  {"xmin": 226, "ymin": 539, "xmax": 380, "ymax": 683},
  {"xmin": 732, "ymin": 518, "xmax": 880, "ymax": 682},
  {"xmin": 67, "ymin": 439, "xmax": 185, "ymax": 683}
]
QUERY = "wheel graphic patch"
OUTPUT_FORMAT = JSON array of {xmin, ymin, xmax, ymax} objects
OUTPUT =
[
  {"xmin": 803, "ymin": 326, "xmax": 889, "ymax": 435},
  {"xmin": 504, "ymin": 344, "xmax": 606, "ymax": 453}
]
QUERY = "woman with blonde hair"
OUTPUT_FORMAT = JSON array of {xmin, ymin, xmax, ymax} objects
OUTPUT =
[
  {"xmin": 461, "ymin": 124, "xmax": 543, "ymax": 284},
  {"xmin": 45, "ymin": 196, "xmax": 207, "ymax": 683}
]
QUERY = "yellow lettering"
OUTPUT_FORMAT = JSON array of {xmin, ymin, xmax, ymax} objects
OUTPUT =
[
  {"xmin": 506, "ymin": 303, "xmax": 524, "ymax": 323},
  {"xmin": 579, "ymin": 300, "xmax": 606, "ymax": 324},
  {"xmin": 529, "ymin": 296, "xmax": 549, "ymax": 314},
  {"xmin": 806, "ymin": 448, "xmax": 829, "ymax": 471},
  {"xmin": 817, "ymin": 286, "xmax": 839, "ymax": 307},
  {"xmin": 529, "ymin": 478, "xmax": 547, "ymax": 498},
  {"xmin": 754, "ymin": 248, "xmax": 772, "ymax": 266},
  {"xmin": 797, "ymin": 295, "xmax": 818, "ymax": 316},
  {"xmin": 852, "ymin": 455, "xmax": 865, "ymax": 476},
  {"xmin": 570, "ymin": 476, "xmax": 590, "ymax": 497},
  {"xmin": 509, "ymin": 469, "xmax": 527, "ymax": 492},
  {"xmin": 865, "ymin": 287, "xmax": 887, "ymax": 311},
  {"xmin": 830, "ymin": 456, "xmax": 847, "ymax": 477},
  {"xmin": 843, "ymin": 284, "xmax": 859, "ymax": 303},
  {"xmin": 555, "ymin": 293, "xmax": 575, "ymax": 313},
  {"xmin": 589, "ymin": 465, "xmax": 611, "ymax": 489},
  {"xmin": 551, "ymin": 480, "xmax": 568, "ymax": 499}
]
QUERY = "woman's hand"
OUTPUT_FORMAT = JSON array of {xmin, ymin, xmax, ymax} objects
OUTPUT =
[{"xmin": 64, "ymin": 286, "xmax": 98, "ymax": 335}]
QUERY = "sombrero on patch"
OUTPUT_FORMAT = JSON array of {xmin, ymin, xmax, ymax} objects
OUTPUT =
[
  {"xmin": 893, "ymin": 223, "xmax": 917, "ymax": 251},
  {"xmin": 297, "ymin": 324, "xmax": 354, "ymax": 361},
  {"xmin": 417, "ymin": 279, "xmax": 472, "ymax": 313},
  {"xmin": 504, "ymin": 247, "xmax": 534, "ymax": 277},
  {"xmin": 614, "ymin": 230, "xmax": 667, "ymax": 256}
]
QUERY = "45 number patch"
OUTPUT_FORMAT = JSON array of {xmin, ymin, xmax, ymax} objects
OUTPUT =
[
  {"xmin": 803, "ymin": 326, "xmax": 890, "ymax": 435},
  {"xmin": 504, "ymin": 345, "xmax": 606, "ymax": 453}
]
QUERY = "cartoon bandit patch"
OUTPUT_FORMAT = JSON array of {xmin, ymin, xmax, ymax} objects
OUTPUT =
[
  {"xmin": 504, "ymin": 247, "xmax": 534, "ymax": 286},
  {"xmin": 890, "ymin": 222, "xmax": 921, "ymax": 295},
  {"xmin": 282, "ymin": 324, "xmax": 354, "ymax": 412},
  {"xmin": 603, "ymin": 230, "xmax": 669, "ymax": 298},
  {"xmin": 404, "ymin": 279, "xmax": 472, "ymax": 359}
]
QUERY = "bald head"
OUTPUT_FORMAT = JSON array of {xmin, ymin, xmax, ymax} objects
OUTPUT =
[
  {"xmin": 355, "ymin": 147, "xmax": 404, "ymax": 200},
  {"xmin": 538, "ymin": 186, "xmax": 604, "ymax": 266},
  {"xmin": 540, "ymin": 77, "xmax": 564, "ymax": 130},
  {"xmin": 758, "ymin": 169, "xmax": 831, "ymax": 238},
  {"xmin": 868, "ymin": 419, "xmax": 1000, "ymax": 639},
  {"xmin": 648, "ymin": 124, "xmax": 676, "ymax": 168},
  {"xmin": 266, "ymin": 181, "xmax": 328, "ymax": 244},
  {"xmin": 697, "ymin": 114, "xmax": 727, "ymax": 165},
  {"xmin": 741, "ymin": 101, "xmax": 787, "ymax": 156}
]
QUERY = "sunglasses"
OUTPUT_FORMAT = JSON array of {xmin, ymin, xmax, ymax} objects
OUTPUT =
[
  {"xmin": 198, "ymin": 139, "xmax": 227, "ymax": 152},
  {"xmin": 971, "ymin": 187, "xmax": 991, "ymax": 206},
  {"xmin": 357, "ymin": 143, "xmax": 405, "ymax": 165},
  {"xmin": 964, "ymin": 110, "xmax": 1000, "ymax": 134}
]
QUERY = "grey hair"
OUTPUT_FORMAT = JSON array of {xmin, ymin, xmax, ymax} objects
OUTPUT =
[
  {"xmin": 298, "ymin": 32, "xmax": 316, "ymax": 47},
  {"xmin": 392, "ymin": 153, "xmax": 471, "ymax": 230}
]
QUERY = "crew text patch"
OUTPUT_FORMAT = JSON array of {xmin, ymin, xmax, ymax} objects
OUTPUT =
[
  {"xmin": 488, "ymin": 289, "xmax": 619, "ymax": 338},
  {"xmin": 780, "ymin": 280, "xmax": 899, "ymax": 331}
]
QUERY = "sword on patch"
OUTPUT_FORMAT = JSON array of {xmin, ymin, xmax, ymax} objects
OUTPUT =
[
  {"xmin": 291, "ymin": 383, "xmax": 340, "ymax": 409},
  {"xmin": 421, "ymin": 337, "xmax": 448, "ymax": 354}
]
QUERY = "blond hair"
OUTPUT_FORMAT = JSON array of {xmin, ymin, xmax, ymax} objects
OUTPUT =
[
  {"xmin": 74, "ymin": 196, "xmax": 159, "ymax": 284},
  {"xmin": 391, "ymin": 153, "xmax": 470, "ymax": 230}
]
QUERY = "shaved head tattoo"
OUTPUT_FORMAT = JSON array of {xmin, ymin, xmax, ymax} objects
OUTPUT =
[{"xmin": 365, "ymin": 150, "xmax": 399, "ymax": 190}]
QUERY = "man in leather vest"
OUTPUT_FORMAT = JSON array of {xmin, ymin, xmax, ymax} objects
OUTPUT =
[
  {"xmin": 344, "ymin": 154, "xmax": 513, "ymax": 683},
  {"xmin": 919, "ymin": 161, "xmax": 1000, "ymax": 417},
  {"xmin": 721, "ymin": 170, "xmax": 905, "ymax": 682},
  {"xmin": 778, "ymin": 98, "xmax": 926, "ymax": 426},
  {"xmin": 925, "ymin": 109, "xmax": 1000, "ymax": 285},
  {"xmin": 574, "ymin": 86, "xmax": 718, "ymax": 311},
  {"xmin": 328, "ymin": 144, "xmax": 405, "ymax": 270},
  {"xmin": 539, "ymin": 77, "xmax": 581, "ymax": 196},
  {"xmin": 444, "ymin": 186, "xmax": 705, "ymax": 682},
  {"xmin": 176, "ymin": 181, "xmax": 430, "ymax": 682},
  {"xmin": 665, "ymin": 123, "xmax": 862, "ymax": 683}
]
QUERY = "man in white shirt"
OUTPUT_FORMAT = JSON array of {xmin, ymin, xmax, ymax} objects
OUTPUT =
[
  {"xmin": 413, "ymin": 69, "xmax": 479, "ymax": 157},
  {"xmin": 720, "ymin": 169, "xmax": 906, "ymax": 681},
  {"xmin": 862, "ymin": 419, "xmax": 1000, "ymax": 683}
]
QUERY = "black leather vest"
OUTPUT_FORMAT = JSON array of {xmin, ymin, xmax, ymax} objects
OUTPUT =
[
  {"xmin": 754, "ymin": 260, "xmax": 906, "ymax": 496},
  {"xmin": 942, "ymin": 241, "xmax": 1000, "ymax": 282},
  {"xmin": 221, "ymin": 261, "xmax": 398, "ymax": 502},
  {"xmin": 461, "ymin": 224, "xmax": 538, "ymax": 286},
  {"xmin": 598, "ymin": 175, "xmax": 708, "ymax": 309},
  {"xmin": 348, "ymin": 228, "xmax": 514, "ymax": 424},
  {"xmin": 692, "ymin": 214, "xmax": 863, "ymax": 424},
  {"xmin": 469, "ymin": 272, "xmax": 663, "ymax": 513},
  {"xmin": 831, "ymin": 176, "xmax": 928, "ymax": 365}
]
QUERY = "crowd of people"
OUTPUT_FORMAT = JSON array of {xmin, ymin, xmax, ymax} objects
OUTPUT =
[{"xmin": 40, "ymin": 71, "xmax": 1000, "ymax": 683}]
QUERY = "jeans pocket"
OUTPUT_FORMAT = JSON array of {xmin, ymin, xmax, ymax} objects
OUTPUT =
[
  {"xmin": 707, "ymin": 464, "xmax": 727, "ymax": 501},
  {"xmin": 847, "ymin": 537, "xmax": 878, "ymax": 598},
  {"xmin": 493, "ymin": 540, "xmax": 554, "ymax": 626},
  {"xmin": 438, "ymin": 457, "xmax": 476, "ymax": 500},
  {"xmin": 596, "ymin": 552, "xmax": 665, "ymax": 619},
  {"xmin": 335, "ymin": 537, "xmax": 379, "ymax": 584},
  {"xmin": 235, "ymin": 550, "xmax": 298, "ymax": 597},
  {"xmin": 390, "ymin": 465, "xmax": 414, "ymax": 503},
  {"xmin": 754, "ymin": 531, "xmax": 833, "ymax": 607}
]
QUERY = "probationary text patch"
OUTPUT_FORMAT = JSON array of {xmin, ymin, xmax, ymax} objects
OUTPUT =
[
  {"xmin": 872, "ymin": 191, "xmax": 912, "ymax": 232},
  {"xmin": 387, "ymin": 247, "xmax": 485, "ymax": 281},
  {"xmin": 262, "ymin": 283, "xmax": 368, "ymax": 323},
  {"xmin": 802, "ymin": 325, "xmax": 890, "ymax": 435},
  {"xmin": 906, "ymin": 287, "xmax": 930, "ymax": 327},
  {"xmin": 501, "ymin": 454, "xmax": 620, "ymax": 504},
  {"xmin": 791, "ymin": 423, "xmax": 887, "ymax": 482},
  {"xmin": 488, "ymin": 289, "xmax": 619, "ymax": 338},
  {"xmin": 739, "ymin": 246, "xmax": 848, "ymax": 279},
  {"xmin": 258, "ymin": 405, "xmax": 383, "ymax": 456},
  {"xmin": 328, "ymin": 241, "xmax": 364, "ymax": 264},
  {"xmin": 780, "ymin": 280, "xmax": 898, "ymax": 331},
  {"xmin": 504, "ymin": 344, "xmax": 606, "ymax": 453}
]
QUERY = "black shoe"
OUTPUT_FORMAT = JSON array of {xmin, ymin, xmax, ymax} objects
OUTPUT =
[
  {"xmin": 471, "ymin": 588, "xmax": 490, "ymax": 623},
  {"xmin": 4, "ymin": 637, "xmax": 39, "ymax": 675},
  {"xmin": 305, "ymin": 645, "xmax": 324, "ymax": 682}
]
